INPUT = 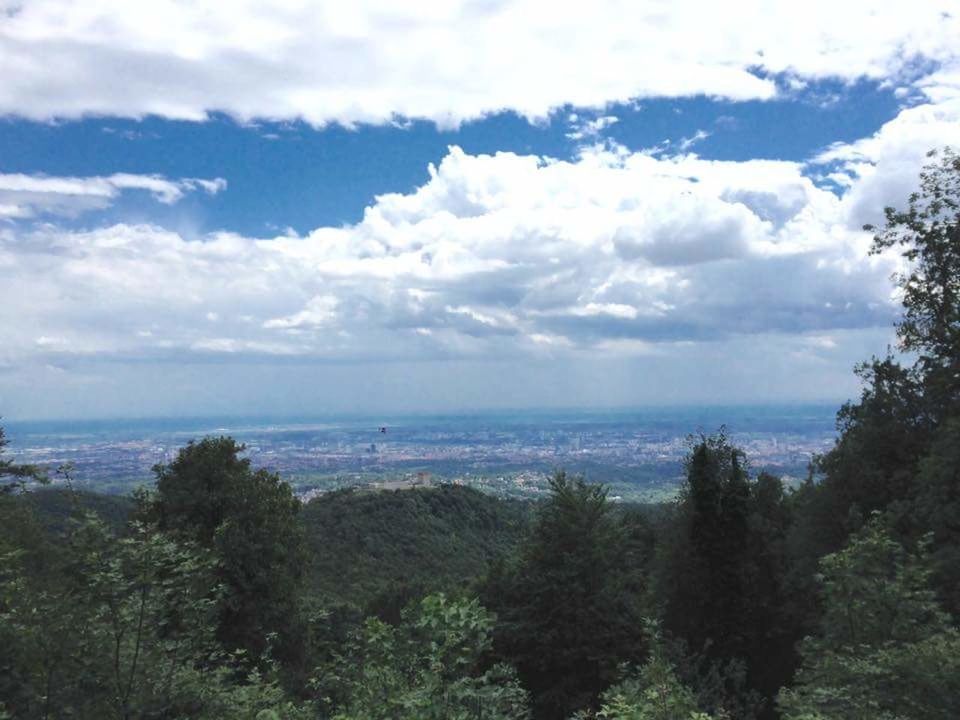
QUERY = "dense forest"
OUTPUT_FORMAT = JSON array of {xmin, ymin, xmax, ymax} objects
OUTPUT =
[{"xmin": 2, "ymin": 149, "xmax": 959, "ymax": 719}]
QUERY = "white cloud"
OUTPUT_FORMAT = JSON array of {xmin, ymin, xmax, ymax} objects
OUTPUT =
[
  {"xmin": 0, "ymin": 143, "xmax": 909, "ymax": 373},
  {"xmin": 579, "ymin": 303, "xmax": 641, "ymax": 320},
  {"xmin": 566, "ymin": 115, "xmax": 619, "ymax": 141},
  {"xmin": 264, "ymin": 295, "xmax": 340, "ymax": 330},
  {"xmin": 809, "ymin": 96, "xmax": 960, "ymax": 229},
  {"xmin": 0, "ymin": 1, "xmax": 957, "ymax": 126},
  {"xmin": 678, "ymin": 129, "xmax": 711, "ymax": 151},
  {"xmin": 0, "ymin": 171, "xmax": 227, "ymax": 220}
]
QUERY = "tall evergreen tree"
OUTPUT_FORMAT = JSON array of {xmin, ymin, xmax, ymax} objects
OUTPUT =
[
  {"xmin": 655, "ymin": 434, "xmax": 793, "ymax": 716},
  {"xmin": 660, "ymin": 436, "xmax": 753, "ymax": 663},
  {"xmin": 485, "ymin": 471, "xmax": 648, "ymax": 720}
]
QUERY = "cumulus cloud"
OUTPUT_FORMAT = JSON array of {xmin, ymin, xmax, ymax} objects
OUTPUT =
[
  {"xmin": 0, "ymin": 1, "xmax": 957, "ymax": 126},
  {"xmin": 0, "ymin": 171, "xmax": 226, "ymax": 220},
  {"xmin": 810, "ymin": 97, "xmax": 960, "ymax": 228},
  {"xmin": 0, "ymin": 144, "xmax": 907, "ymax": 373}
]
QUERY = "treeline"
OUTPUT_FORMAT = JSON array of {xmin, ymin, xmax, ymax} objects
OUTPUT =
[{"xmin": 2, "ymin": 148, "xmax": 960, "ymax": 719}]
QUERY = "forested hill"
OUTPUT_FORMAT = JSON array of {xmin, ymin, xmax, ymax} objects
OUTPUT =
[
  {"xmin": 22, "ymin": 482, "xmax": 534, "ymax": 618},
  {"xmin": 301, "ymin": 484, "xmax": 531, "ymax": 611},
  {"xmin": 20, "ymin": 487, "xmax": 133, "ymax": 534}
]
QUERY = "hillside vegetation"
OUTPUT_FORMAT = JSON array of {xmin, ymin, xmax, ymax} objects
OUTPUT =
[
  {"xmin": 20, "ymin": 487, "xmax": 133, "ymax": 534},
  {"xmin": 21, "ymin": 482, "xmax": 532, "ymax": 617},
  {"xmin": 301, "ymin": 484, "xmax": 531, "ymax": 612}
]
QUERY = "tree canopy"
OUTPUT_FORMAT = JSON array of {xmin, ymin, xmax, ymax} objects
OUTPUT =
[{"xmin": 149, "ymin": 437, "xmax": 306, "ymax": 666}]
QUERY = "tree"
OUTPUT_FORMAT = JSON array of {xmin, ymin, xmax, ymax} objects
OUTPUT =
[
  {"xmin": 0, "ymin": 426, "xmax": 61, "ymax": 718},
  {"xmin": 823, "ymin": 147, "xmax": 960, "ymax": 517},
  {"xmin": 815, "ymin": 358, "xmax": 928, "ymax": 531},
  {"xmin": 67, "ymin": 516, "xmax": 224, "ymax": 720},
  {"xmin": 788, "ymin": 147, "xmax": 960, "ymax": 628},
  {"xmin": 867, "ymin": 147, "xmax": 960, "ymax": 420},
  {"xmin": 779, "ymin": 516, "xmax": 960, "ymax": 719},
  {"xmin": 0, "ymin": 423, "xmax": 45, "ymax": 494},
  {"xmin": 654, "ymin": 434, "xmax": 793, "ymax": 713},
  {"xmin": 581, "ymin": 624, "xmax": 715, "ymax": 720},
  {"xmin": 673, "ymin": 436, "xmax": 751, "ymax": 658},
  {"xmin": 318, "ymin": 593, "xmax": 529, "ymax": 720},
  {"xmin": 1, "ymin": 507, "xmax": 221, "ymax": 719},
  {"xmin": 149, "ymin": 437, "xmax": 306, "ymax": 667},
  {"xmin": 485, "ymin": 471, "xmax": 648, "ymax": 719},
  {"xmin": 1, "ymin": 478, "xmax": 315, "ymax": 720},
  {"xmin": 912, "ymin": 416, "xmax": 960, "ymax": 614}
]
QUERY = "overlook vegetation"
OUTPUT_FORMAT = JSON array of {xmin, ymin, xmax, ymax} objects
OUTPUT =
[
  {"xmin": 2, "ymin": 149, "xmax": 960, "ymax": 718},
  {"xmin": 300, "ymin": 483, "xmax": 531, "ymax": 612}
]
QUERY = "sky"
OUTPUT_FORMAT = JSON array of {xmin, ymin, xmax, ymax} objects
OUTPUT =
[{"xmin": 2, "ymin": 1, "xmax": 960, "ymax": 420}]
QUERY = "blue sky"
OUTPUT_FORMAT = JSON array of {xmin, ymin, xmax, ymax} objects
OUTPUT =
[
  {"xmin": 0, "ymin": 82, "xmax": 901, "ymax": 235},
  {"xmin": 1, "ymin": 1, "xmax": 959, "ymax": 419}
]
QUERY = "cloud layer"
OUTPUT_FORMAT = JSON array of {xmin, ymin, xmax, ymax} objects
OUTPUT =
[
  {"xmin": 1, "ymin": 0, "xmax": 958, "ymax": 125},
  {"xmin": 1, "ymin": 140, "xmax": 923, "ymax": 376}
]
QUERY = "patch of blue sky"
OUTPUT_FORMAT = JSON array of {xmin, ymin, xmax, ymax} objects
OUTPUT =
[{"xmin": 0, "ymin": 78, "xmax": 903, "ymax": 236}]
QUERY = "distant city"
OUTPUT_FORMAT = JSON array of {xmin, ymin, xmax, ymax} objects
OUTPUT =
[{"xmin": 4, "ymin": 405, "xmax": 839, "ymax": 501}]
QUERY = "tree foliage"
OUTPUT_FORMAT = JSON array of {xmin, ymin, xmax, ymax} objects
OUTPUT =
[
  {"xmin": 577, "ymin": 624, "xmax": 716, "ymax": 720},
  {"xmin": 654, "ymin": 434, "xmax": 793, "ymax": 714},
  {"xmin": 779, "ymin": 518, "xmax": 960, "ymax": 719},
  {"xmin": 0, "ymin": 424, "xmax": 45, "ymax": 494},
  {"xmin": 317, "ymin": 593, "xmax": 529, "ymax": 720},
  {"xmin": 485, "ymin": 471, "xmax": 650, "ymax": 719},
  {"xmin": 149, "ymin": 437, "xmax": 306, "ymax": 665},
  {"xmin": 301, "ymin": 484, "xmax": 529, "ymax": 618},
  {"xmin": 790, "ymin": 146, "xmax": 960, "ymax": 627},
  {"xmin": 0, "ymin": 505, "xmax": 311, "ymax": 719},
  {"xmin": 867, "ymin": 147, "xmax": 960, "ymax": 417},
  {"xmin": 1, "ymin": 434, "xmax": 316, "ymax": 720}
]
